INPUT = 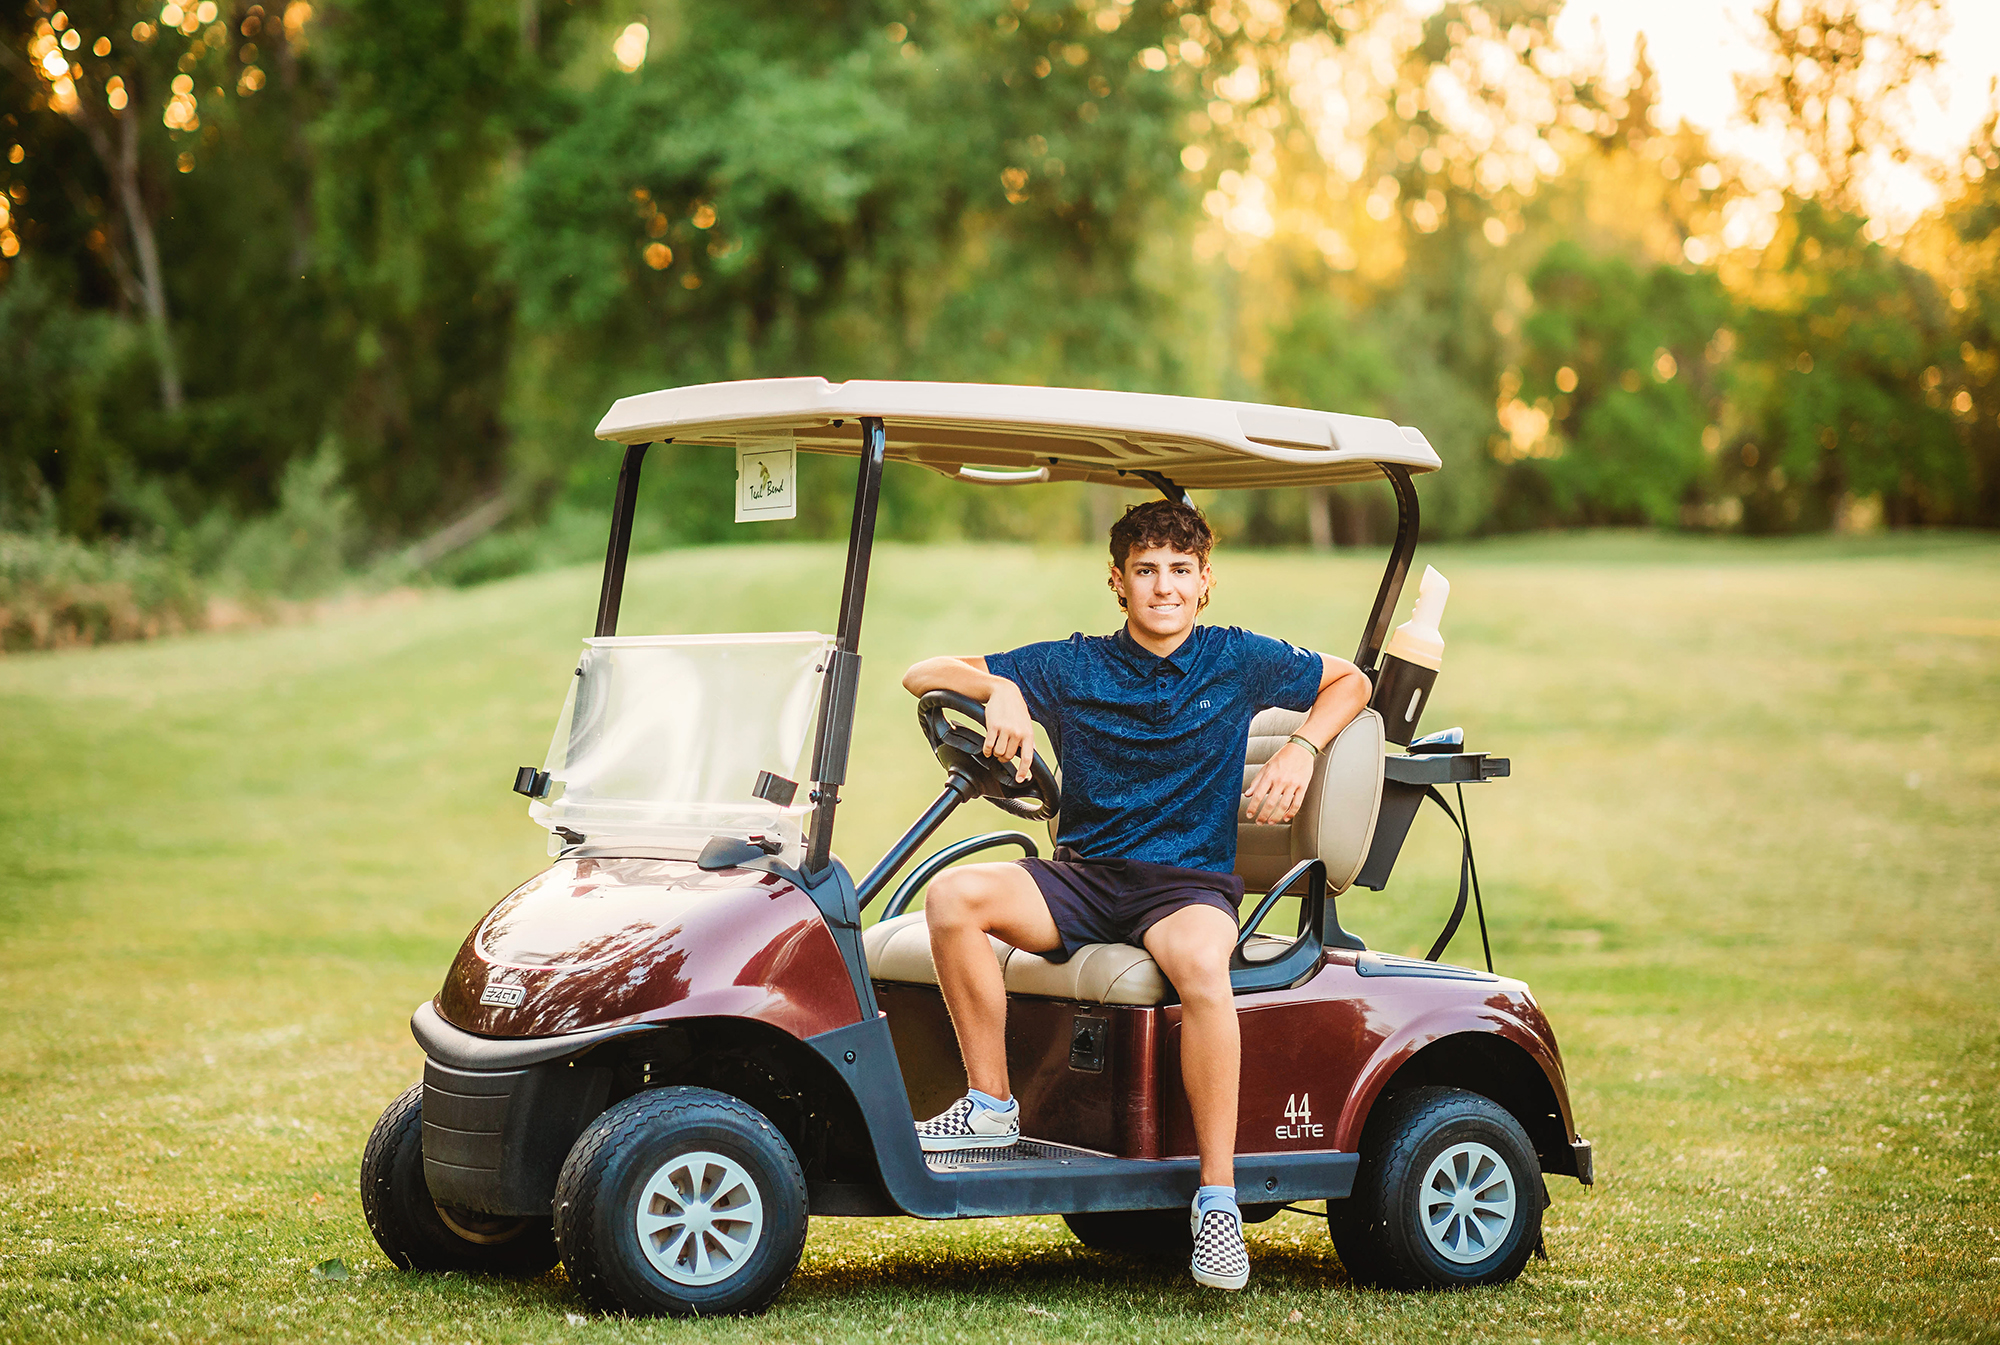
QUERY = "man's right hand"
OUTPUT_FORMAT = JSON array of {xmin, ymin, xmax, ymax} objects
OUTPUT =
[
  {"xmin": 981, "ymin": 681, "xmax": 1036, "ymax": 784},
  {"xmin": 902, "ymin": 655, "xmax": 1036, "ymax": 783}
]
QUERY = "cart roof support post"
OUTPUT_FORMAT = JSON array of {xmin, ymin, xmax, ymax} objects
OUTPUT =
[
  {"xmin": 806, "ymin": 416, "xmax": 888, "ymax": 876},
  {"xmin": 1135, "ymin": 470, "xmax": 1192, "ymax": 506},
  {"xmin": 1353, "ymin": 464, "xmax": 1420, "ymax": 678},
  {"xmin": 594, "ymin": 442, "xmax": 653, "ymax": 638}
]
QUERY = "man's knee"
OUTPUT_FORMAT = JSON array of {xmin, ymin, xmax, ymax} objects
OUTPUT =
[
  {"xmin": 924, "ymin": 867, "xmax": 991, "ymax": 933},
  {"xmin": 1151, "ymin": 920, "xmax": 1236, "ymax": 1006},
  {"xmin": 1173, "ymin": 950, "xmax": 1234, "ymax": 1008}
]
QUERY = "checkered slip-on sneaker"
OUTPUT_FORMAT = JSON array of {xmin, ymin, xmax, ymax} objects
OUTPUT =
[
  {"xmin": 1189, "ymin": 1197, "xmax": 1250, "ymax": 1290},
  {"xmin": 915, "ymin": 1094, "xmax": 1020, "ymax": 1153}
]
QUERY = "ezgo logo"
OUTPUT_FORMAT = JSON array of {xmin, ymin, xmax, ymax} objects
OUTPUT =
[{"xmin": 1276, "ymin": 1093, "xmax": 1323, "ymax": 1141}]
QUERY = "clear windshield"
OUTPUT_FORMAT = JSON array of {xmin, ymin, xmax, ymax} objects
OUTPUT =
[{"xmin": 530, "ymin": 632, "xmax": 832, "ymax": 864}]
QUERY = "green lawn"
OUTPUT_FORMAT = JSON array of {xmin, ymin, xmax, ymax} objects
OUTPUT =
[{"xmin": 1, "ymin": 533, "xmax": 1996, "ymax": 1344}]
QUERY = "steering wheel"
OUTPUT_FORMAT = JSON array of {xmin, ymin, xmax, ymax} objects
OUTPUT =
[{"xmin": 917, "ymin": 690, "xmax": 1061, "ymax": 822}]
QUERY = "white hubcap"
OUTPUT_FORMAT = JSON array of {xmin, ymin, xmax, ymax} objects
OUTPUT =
[
  {"xmin": 634, "ymin": 1150, "xmax": 765, "ymax": 1286},
  {"xmin": 1419, "ymin": 1141, "xmax": 1517, "ymax": 1264}
]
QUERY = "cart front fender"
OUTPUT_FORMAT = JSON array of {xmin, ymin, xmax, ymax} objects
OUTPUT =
[{"xmin": 436, "ymin": 857, "xmax": 863, "ymax": 1040}]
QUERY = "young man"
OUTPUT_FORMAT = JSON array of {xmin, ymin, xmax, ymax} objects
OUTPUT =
[{"xmin": 899, "ymin": 499, "xmax": 1371, "ymax": 1291}]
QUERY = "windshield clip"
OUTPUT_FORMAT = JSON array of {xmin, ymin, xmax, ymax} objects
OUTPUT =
[{"xmin": 753, "ymin": 771, "xmax": 798, "ymax": 807}]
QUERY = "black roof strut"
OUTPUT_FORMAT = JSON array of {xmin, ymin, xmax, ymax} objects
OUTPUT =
[
  {"xmin": 1353, "ymin": 464, "xmax": 1419, "ymax": 677},
  {"xmin": 1135, "ymin": 470, "xmax": 1192, "ymax": 505},
  {"xmin": 805, "ymin": 416, "xmax": 888, "ymax": 876},
  {"xmin": 594, "ymin": 442, "xmax": 655, "ymax": 638}
]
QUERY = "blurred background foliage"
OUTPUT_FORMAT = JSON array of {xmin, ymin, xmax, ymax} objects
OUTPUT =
[{"xmin": 2, "ymin": 0, "xmax": 1998, "ymax": 646}]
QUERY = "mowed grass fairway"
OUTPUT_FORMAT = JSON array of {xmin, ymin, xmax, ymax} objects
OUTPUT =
[{"xmin": 2, "ymin": 533, "xmax": 1996, "ymax": 1344}]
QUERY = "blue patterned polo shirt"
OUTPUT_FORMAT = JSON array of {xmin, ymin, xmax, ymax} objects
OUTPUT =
[{"xmin": 984, "ymin": 624, "xmax": 1324, "ymax": 873}]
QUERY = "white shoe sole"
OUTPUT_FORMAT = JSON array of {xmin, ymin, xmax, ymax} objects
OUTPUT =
[{"xmin": 917, "ymin": 1131, "xmax": 1019, "ymax": 1153}]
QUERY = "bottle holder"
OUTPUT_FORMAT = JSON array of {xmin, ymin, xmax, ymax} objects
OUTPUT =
[{"xmin": 1370, "ymin": 653, "xmax": 1437, "ymax": 747}]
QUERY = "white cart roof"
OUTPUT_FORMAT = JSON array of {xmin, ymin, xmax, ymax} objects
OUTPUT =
[{"xmin": 595, "ymin": 377, "xmax": 1440, "ymax": 489}]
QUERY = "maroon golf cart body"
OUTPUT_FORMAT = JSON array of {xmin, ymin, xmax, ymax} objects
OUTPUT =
[{"xmin": 364, "ymin": 379, "xmax": 1591, "ymax": 1315}]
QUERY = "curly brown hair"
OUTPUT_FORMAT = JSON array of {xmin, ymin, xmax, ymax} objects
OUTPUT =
[{"xmin": 1107, "ymin": 500, "xmax": 1214, "ymax": 611}]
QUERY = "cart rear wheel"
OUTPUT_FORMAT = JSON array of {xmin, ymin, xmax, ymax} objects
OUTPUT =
[
  {"xmin": 359, "ymin": 1083, "xmax": 558, "ymax": 1276},
  {"xmin": 1331, "ymin": 1086, "xmax": 1541, "ymax": 1290},
  {"xmin": 554, "ymin": 1086, "xmax": 807, "ymax": 1317},
  {"xmin": 1063, "ymin": 1208, "xmax": 1194, "ymax": 1258}
]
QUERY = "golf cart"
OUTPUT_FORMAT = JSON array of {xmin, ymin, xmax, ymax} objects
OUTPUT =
[{"xmin": 359, "ymin": 378, "xmax": 1592, "ymax": 1315}]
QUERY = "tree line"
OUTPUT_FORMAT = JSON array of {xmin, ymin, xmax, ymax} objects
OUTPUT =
[{"xmin": 2, "ymin": 0, "xmax": 1995, "ymax": 580}]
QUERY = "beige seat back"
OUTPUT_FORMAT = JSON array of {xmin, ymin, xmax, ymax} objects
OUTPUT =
[{"xmin": 1234, "ymin": 707, "xmax": 1385, "ymax": 894}]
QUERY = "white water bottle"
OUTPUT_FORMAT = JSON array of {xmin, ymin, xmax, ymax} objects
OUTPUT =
[{"xmin": 1370, "ymin": 565, "xmax": 1448, "ymax": 746}]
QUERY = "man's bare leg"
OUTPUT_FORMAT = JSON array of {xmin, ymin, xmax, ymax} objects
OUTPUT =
[
  {"xmin": 922, "ymin": 863, "xmax": 1061, "ymax": 1101},
  {"xmin": 1143, "ymin": 904, "xmax": 1241, "ymax": 1188}
]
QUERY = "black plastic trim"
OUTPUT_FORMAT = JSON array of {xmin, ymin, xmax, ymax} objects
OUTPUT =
[
  {"xmin": 807, "ymin": 1180, "xmax": 901, "ymax": 1216},
  {"xmin": 420, "ymin": 1055, "xmax": 613, "ymax": 1216},
  {"xmin": 810, "ymin": 649, "xmax": 863, "ymax": 788},
  {"xmin": 802, "ymin": 1018, "xmax": 1359, "ymax": 1218},
  {"xmin": 797, "ymin": 860, "xmax": 879, "ymax": 1020},
  {"xmin": 1383, "ymin": 752, "xmax": 1510, "ymax": 785},
  {"xmin": 1218, "ymin": 860, "xmax": 1331, "ymax": 999},
  {"xmin": 697, "ymin": 834, "xmax": 787, "ymax": 872},
  {"xmin": 410, "ymin": 1000, "xmax": 656, "ymax": 1072}
]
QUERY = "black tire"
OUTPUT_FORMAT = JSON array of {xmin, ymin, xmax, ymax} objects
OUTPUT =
[
  {"xmin": 1325, "ymin": 1191, "xmax": 1392, "ymax": 1286},
  {"xmin": 359, "ymin": 1083, "xmax": 558, "ymax": 1276},
  {"xmin": 1330, "ymin": 1086, "xmax": 1543, "ymax": 1291},
  {"xmin": 1063, "ymin": 1207, "xmax": 1193, "ymax": 1258},
  {"xmin": 553, "ymin": 1086, "xmax": 807, "ymax": 1317}
]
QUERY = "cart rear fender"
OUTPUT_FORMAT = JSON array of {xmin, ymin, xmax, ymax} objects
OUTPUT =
[{"xmin": 1337, "ymin": 1004, "xmax": 1580, "ymax": 1179}]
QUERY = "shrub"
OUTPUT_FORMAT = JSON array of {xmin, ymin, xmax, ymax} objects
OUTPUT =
[{"xmin": 0, "ymin": 532, "xmax": 206, "ymax": 652}]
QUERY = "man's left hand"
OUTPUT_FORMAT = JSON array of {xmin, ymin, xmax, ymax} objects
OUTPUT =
[{"xmin": 1242, "ymin": 741, "xmax": 1315, "ymax": 824}]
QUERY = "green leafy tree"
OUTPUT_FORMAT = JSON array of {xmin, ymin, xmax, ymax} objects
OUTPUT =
[
  {"xmin": 303, "ymin": 0, "xmax": 533, "ymax": 531},
  {"xmin": 1737, "ymin": 201, "xmax": 1962, "ymax": 530},
  {"xmin": 1508, "ymin": 240, "xmax": 1735, "ymax": 527},
  {"xmin": 494, "ymin": 0, "xmax": 1208, "ymax": 542}
]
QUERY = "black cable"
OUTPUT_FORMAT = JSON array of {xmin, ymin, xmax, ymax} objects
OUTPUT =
[
  {"xmin": 1458, "ymin": 781, "xmax": 1493, "ymax": 973},
  {"xmin": 1421, "ymin": 786, "xmax": 1472, "ymax": 964}
]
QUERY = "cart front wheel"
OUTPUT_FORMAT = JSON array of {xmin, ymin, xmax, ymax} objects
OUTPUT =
[
  {"xmin": 1332, "ymin": 1085, "xmax": 1542, "ymax": 1290},
  {"xmin": 359, "ymin": 1083, "xmax": 557, "ymax": 1276},
  {"xmin": 554, "ymin": 1086, "xmax": 807, "ymax": 1317}
]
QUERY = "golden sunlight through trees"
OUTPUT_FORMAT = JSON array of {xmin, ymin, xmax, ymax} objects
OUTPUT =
[{"xmin": 612, "ymin": 20, "xmax": 647, "ymax": 73}]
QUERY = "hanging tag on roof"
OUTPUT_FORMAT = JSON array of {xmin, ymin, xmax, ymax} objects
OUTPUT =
[{"xmin": 734, "ymin": 432, "xmax": 797, "ymax": 523}]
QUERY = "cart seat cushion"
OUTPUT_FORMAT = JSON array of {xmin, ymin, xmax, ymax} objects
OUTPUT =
[{"xmin": 862, "ymin": 911, "xmax": 1291, "ymax": 1006}]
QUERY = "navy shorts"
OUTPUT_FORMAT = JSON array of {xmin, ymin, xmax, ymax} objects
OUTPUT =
[{"xmin": 1018, "ymin": 847, "xmax": 1245, "ymax": 963}]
